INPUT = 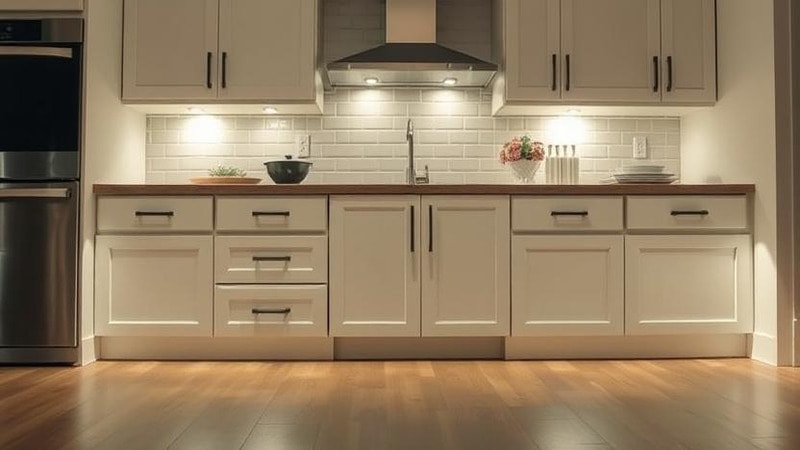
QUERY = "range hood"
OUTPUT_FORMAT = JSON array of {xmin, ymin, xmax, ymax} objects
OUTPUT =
[{"xmin": 326, "ymin": 0, "xmax": 498, "ymax": 88}]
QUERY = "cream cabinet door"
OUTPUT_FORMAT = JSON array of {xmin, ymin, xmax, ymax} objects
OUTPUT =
[
  {"xmin": 218, "ymin": 0, "xmax": 317, "ymax": 101},
  {"xmin": 0, "ymin": 0, "xmax": 82, "ymax": 10},
  {"xmin": 661, "ymin": 0, "xmax": 717, "ymax": 104},
  {"xmin": 626, "ymin": 235, "xmax": 754, "ymax": 335},
  {"xmin": 95, "ymin": 236, "xmax": 213, "ymax": 336},
  {"xmin": 421, "ymin": 196, "xmax": 510, "ymax": 337},
  {"xmin": 330, "ymin": 196, "xmax": 421, "ymax": 337},
  {"xmin": 123, "ymin": 0, "xmax": 219, "ymax": 101},
  {"xmin": 512, "ymin": 236, "xmax": 624, "ymax": 336},
  {"xmin": 561, "ymin": 0, "xmax": 661, "ymax": 103},
  {"xmin": 504, "ymin": 0, "xmax": 561, "ymax": 101}
]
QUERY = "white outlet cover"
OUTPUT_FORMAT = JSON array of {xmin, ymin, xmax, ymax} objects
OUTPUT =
[
  {"xmin": 296, "ymin": 135, "xmax": 311, "ymax": 158},
  {"xmin": 633, "ymin": 137, "xmax": 647, "ymax": 159}
]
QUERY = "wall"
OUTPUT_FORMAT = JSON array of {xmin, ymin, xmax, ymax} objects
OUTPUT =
[
  {"xmin": 145, "ymin": 89, "xmax": 681, "ymax": 185},
  {"xmin": 681, "ymin": 0, "xmax": 779, "ymax": 364},
  {"xmin": 81, "ymin": 0, "xmax": 146, "ymax": 364}
]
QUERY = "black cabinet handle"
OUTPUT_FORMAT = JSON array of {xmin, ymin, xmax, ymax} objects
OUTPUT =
[
  {"xmin": 135, "ymin": 211, "xmax": 174, "ymax": 217},
  {"xmin": 551, "ymin": 211, "xmax": 589, "ymax": 217},
  {"xmin": 653, "ymin": 56, "xmax": 659, "ymax": 92},
  {"xmin": 252, "ymin": 211, "xmax": 290, "ymax": 217},
  {"xmin": 221, "ymin": 51, "xmax": 227, "ymax": 88},
  {"xmin": 252, "ymin": 308, "xmax": 291, "ymax": 315},
  {"xmin": 551, "ymin": 53, "xmax": 557, "ymax": 91},
  {"xmin": 428, "ymin": 205, "xmax": 433, "ymax": 253},
  {"xmin": 252, "ymin": 256, "xmax": 292, "ymax": 262},
  {"xmin": 410, "ymin": 205, "xmax": 415, "ymax": 253},
  {"xmin": 565, "ymin": 54, "xmax": 571, "ymax": 91},
  {"xmin": 671, "ymin": 210, "xmax": 709, "ymax": 216},
  {"xmin": 206, "ymin": 52, "xmax": 212, "ymax": 89},
  {"xmin": 667, "ymin": 56, "xmax": 673, "ymax": 92}
]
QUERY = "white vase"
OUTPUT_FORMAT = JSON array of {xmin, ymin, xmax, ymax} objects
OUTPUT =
[{"xmin": 509, "ymin": 159, "xmax": 542, "ymax": 184}]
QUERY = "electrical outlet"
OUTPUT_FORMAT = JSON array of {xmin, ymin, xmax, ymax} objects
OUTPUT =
[
  {"xmin": 633, "ymin": 137, "xmax": 647, "ymax": 159},
  {"xmin": 296, "ymin": 134, "xmax": 311, "ymax": 158}
]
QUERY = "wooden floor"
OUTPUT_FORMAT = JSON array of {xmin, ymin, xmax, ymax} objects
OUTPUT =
[{"xmin": 0, "ymin": 359, "xmax": 798, "ymax": 450}]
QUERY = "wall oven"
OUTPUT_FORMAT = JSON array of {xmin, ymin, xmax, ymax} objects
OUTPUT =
[{"xmin": 0, "ymin": 18, "xmax": 82, "ymax": 364}]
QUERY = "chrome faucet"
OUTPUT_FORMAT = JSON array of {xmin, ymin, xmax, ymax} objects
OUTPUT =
[{"xmin": 406, "ymin": 119, "xmax": 429, "ymax": 185}]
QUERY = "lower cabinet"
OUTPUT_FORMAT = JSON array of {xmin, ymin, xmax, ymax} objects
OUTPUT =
[
  {"xmin": 625, "ymin": 235, "xmax": 754, "ymax": 335},
  {"xmin": 329, "ymin": 196, "xmax": 421, "ymax": 337},
  {"xmin": 214, "ymin": 285, "xmax": 328, "ymax": 337},
  {"xmin": 95, "ymin": 235, "xmax": 213, "ymax": 336},
  {"xmin": 512, "ymin": 235, "xmax": 624, "ymax": 336}
]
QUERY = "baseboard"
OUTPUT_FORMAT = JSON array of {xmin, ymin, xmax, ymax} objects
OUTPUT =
[
  {"xmin": 334, "ymin": 337, "xmax": 505, "ymax": 360},
  {"xmin": 750, "ymin": 332, "xmax": 778, "ymax": 365},
  {"xmin": 505, "ymin": 334, "xmax": 749, "ymax": 360},
  {"xmin": 98, "ymin": 337, "xmax": 334, "ymax": 361},
  {"xmin": 80, "ymin": 336, "xmax": 98, "ymax": 366}
]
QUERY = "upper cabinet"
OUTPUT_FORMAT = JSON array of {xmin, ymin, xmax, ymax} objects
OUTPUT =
[
  {"xmin": 0, "ymin": 0, "xmax": 82, "ymax": 10},
  {"xmin": 494, "ymin": 0, "xmax": 717, "ymax": 113},
  {"xmin": 123, "ymin": 0, "xmax": 322, "ymax": 114}
]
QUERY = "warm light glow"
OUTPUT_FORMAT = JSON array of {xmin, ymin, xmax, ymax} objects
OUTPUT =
[
  {"xmin": 442, "ymin": 77, "xmax": 458, "ymax": 86},
  {"xmin": 547, "ymin": 116, "xmax": 589, "ymax": 145},
  {"xmin": 262, "ymin": 106, "xmax": 278, "ymax": 114},
  {"xmin": 566, "ymin": 109, "xmax": 581, "ymax": 115},
  {"xmin": 364, "ymin": 77, "xmax": 380, "ymax": 85},
  {"xmin": 183, "ymin": 115, "xmax": 223, "ymax": 143}
]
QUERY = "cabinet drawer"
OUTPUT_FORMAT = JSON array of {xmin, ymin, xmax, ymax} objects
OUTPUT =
[
  {"xmin": 215, "ymin": 236, "xmax": 328, "ymax": 284},
  {"xmin": 512, "ymin": 196, "xmax": 623, "ymax": 232},
  {"xmin": 216, "ymin": 196, "xmax": 327, "ymax": 232},
  {"xmin": 214, "ymin": 285, "xmax": 328, "ymax": 337},
  {"xmin": 627, "ymin": 196, "xmax": 748, "ymax": 231},
  {"xmin": 97, "ymin": 196, "xmax": 213, "ymax": 233}
]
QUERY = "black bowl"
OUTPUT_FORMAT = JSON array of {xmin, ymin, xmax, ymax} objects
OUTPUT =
[{"xmin": 264, "ymin": 159, "xmax": 313, "ymax": 184}]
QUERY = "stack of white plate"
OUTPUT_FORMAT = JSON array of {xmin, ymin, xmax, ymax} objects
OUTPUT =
[{"xmin": 608, "ymin": 165, "xmax": 678, "ymax": 184}]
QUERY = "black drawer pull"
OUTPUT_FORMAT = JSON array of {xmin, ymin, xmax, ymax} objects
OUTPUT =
[
  {"xmin": 551, "ymin": 211, "xmax": 589, "ymax": 217},
  {"xmin": 135, "ymin": 211, "xmax": 174, "ymax": 217},
  {"xmin": 252, "ymin": 256, "xmax": 292, "ymax": 262},
  {"xmin": 252, "ymin": 308, "xmax": 291, "ymax": 315},
  {"xmin": 653, "ymin": 56, "xmax": 659, "ymax": 92},
  {"xmin": 671, "ymin": 210, "xmax": 709, "ymax": 216},
  {"xmin": 410, "ymin": 205, "xmax": 415, "ymax": 253},
  {"xmin": 206, "ymin": 52, "xmax": 212, "ymax": 89},
  {"xmin": 252, "ymin": 211, "xmax": 290, "ymax": 217}
]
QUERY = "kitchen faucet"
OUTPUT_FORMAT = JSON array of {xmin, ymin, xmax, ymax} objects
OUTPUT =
[{"xmin": 407, "ymin": 119, "xmax": 429, "ymax": 185}]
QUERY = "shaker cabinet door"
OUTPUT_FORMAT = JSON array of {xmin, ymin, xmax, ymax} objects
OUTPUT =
[
  {"xmin": 661, "ymin": 0, "xmax": 717, "ymax": 104},
  {"xmin": 504, "ymin": 0, "xmax": 561, "ymax": 101}
]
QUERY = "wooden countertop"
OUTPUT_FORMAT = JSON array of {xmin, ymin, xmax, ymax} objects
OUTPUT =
[{"xmin": 93, "ymin": 183, "xmax": 756, "ymax": 196}]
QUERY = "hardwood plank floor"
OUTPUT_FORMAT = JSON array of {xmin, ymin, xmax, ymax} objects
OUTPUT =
[{"xmin": 0, "ymin": 359, "xmax": 798, "ymax": 450}]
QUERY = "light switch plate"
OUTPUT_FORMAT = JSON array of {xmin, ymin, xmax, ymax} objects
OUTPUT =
[{"xmin": 633, "ymin": 137, "xmax": 647, "ymax": 159}]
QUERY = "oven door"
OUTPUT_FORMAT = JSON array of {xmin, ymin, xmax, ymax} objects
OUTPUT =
[{"xmin": 0, "ymin": 44, "xmax": 82, "ymax": 180}]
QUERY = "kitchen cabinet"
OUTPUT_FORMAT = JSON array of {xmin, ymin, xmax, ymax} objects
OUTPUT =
[
  {"xmin": 0, "ymin": 0, "xmax": 82, "ymax": 10},
  {"xmin": 626, "ymin": 235, "xmax": 753, "ymax": 335},
  {"xmin": 494, "ymin": 0, "xmax": 716, "ymax": 111},
  {"xmin": 512, "ymin": 235, "xmax": 624, "ymax": 336},
  {"xmin": 329, "ymin": 196, "xmax": 421, "ymax": 337},
  {"xmin": 123, "ymin": 0, "xmax": 321, "ymax": 111},
  {"xmin": 95, "ymin": 236, "xmax": 214, "ymax": 337},
  {"xmin": 421, "ymin": 197, "xmax": 510, "ymax": 337},
  {"xmin": 215, "ymin": 285, "xmax": 328, "ymax": 337},
  {"xmin": 661, "ymin": 0, "xmax": 717, "ymax": 103}
]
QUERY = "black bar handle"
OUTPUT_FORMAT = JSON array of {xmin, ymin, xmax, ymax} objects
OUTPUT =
[
  {"xmin": 206, "ymin": 52, "xmax": 212, "ymax": 89},
  {"xmin": 667, "ymin": 56, "xmax": 673, "ymax": 92},
  {"xmin": 551, "ymin": 53, "xmax": 557, "ymax": 91},
  {"xmin": 410, "ymin": 205, "xmax": 415, "ymax": 253},
  {"xmin": 653, "ymin": 56, "xmax": 659, "ymax": 92},
  {"xmin": 135, "ymin": 211, "xmax": 174, "ymax": 217},
  {"xmin": 671, "ymin": 210, "xmax": 709, "ymax": 216},
  {"xmin": 252, "ymin": 256, "xmax": 292, "ymax": 262},
  {"xmin": 252, "ymin": 211, "xmax": 291, "ymax": 217},
  {"xmin": 221, "ymin": 52, "xmax": 227, "ymax": 88},
  {"xmin": 551, "ymin": 211, "xmax": 589, "ymax": 217},
  {"xmin": 428, "ymin": 205, "xmax": 434, "ymax": 253},
  {"xmin": 252, "ymin": 308, "xmax": 291, "ymax": 315},
  {"xmin": 565, "ymin": 54, "xmax": 571, "ymax": 91}
]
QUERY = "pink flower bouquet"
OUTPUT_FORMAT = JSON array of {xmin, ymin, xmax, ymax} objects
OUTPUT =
[{"xmin": 499, "ymin": 136, "xmax": 545, "ymax": 164}]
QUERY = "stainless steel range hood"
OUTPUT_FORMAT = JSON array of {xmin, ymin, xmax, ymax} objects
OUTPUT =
[{"xmin": 326, "ymin": 0, "xmax": 497, "ymax": 88}]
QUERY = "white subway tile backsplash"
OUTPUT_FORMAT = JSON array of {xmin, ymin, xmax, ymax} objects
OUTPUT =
[{"xmin": 145, "ymin": 88, "xmax": 681, "ymax": 184}]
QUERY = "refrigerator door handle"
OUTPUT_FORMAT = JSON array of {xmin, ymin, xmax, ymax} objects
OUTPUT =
[{"xmin": 0, "ymin": 188, "xmax": 71, "ymax": 199}]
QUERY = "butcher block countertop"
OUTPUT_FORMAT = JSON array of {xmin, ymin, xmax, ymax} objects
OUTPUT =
[{"xmin": 93, "ymin": 184, "xmax": 756, "ymax": 196}]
